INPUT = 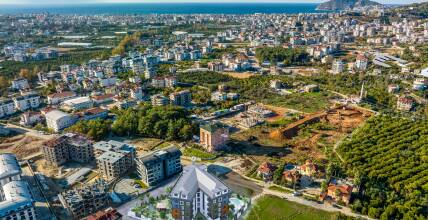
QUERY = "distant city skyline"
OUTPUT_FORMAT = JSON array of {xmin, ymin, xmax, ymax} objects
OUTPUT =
[{"xmin": 0, "ymin": 0, "xmax": 426, "ymax": 6}]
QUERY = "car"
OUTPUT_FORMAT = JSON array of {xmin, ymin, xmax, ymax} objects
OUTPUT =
[
  {"xmin": 332, "ymin": 204, "xmax": 342, "ymax": 209},
  {"xmin": 134, "ymin": 184, "xmax": 141, "ymax": 189},
  {"xmin": 292, "ymin": 191, "xmax": 302, "ymax": 197}
]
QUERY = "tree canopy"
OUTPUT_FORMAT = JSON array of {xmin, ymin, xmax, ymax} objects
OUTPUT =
[
  {"xmin": 111, "ymin": 104, "xmax": 196, "ymax": 141},
  {"xmin": 338, "ymin": 116, "xmax": 428, "ymax": 219}
]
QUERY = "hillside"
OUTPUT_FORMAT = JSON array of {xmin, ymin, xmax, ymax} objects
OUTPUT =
[
  {"xmin": 337, "ymin": 116, "xmax": 428, "ymax": 219},
  {"xmin": 316, "ymin": 0, "xmax": 381, "ymax": 11},
  {"xmin": 390, "ymin": 2, "xmax": 428, "ymax": 18}
]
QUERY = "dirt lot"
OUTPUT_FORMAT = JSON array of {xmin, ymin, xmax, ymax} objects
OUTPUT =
[
  {"xmin": 229, "ymin": 106, "xmax": 372, "ymax": 164},
  {"xmin": 0, "ymin": 135, "xmax": 45, "ymax": 159},
  {"xmin": 223, "ymin": 71, "xmax": 256, "ymax": 79},
  {"xmin": 261, "ymin": 104, "xmax": 302, "ymax": 122}
]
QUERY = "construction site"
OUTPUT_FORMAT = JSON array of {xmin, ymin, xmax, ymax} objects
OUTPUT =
[{"xmin": 230, "ymin": 105, "xmax": 373, "ymax": 163}]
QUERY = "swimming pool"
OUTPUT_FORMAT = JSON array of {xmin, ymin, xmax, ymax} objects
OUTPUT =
[{"xmin": 230, "ymin": 197, "xmax": 245, "ymax": 213}]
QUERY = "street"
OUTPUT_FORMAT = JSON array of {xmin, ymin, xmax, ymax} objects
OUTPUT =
[{"xmin": 5, "ymin": 123, "xmax": 56, "ymax": 140}]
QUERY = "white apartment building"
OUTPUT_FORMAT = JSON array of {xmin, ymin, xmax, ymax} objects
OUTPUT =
[
  {"xmin": 0, "ymin": 154, "xmax": 36, "ymax": 220},
  {"xmin": 47, "ymin": 91, "xmax": 77, "ymax": 105},
  {"xmin": 62, "ymin": 96, "xmax": 93, "ymax": 111},
  {"xmin": 13, "ymin": 94, "xmax": 40, "ymax": 111},
  {"xmin": 45, "ymin": 110, "xmax": 76, "ymax": 132},
  {"xmin": 332, "ymin": 59, "xmax": 344, "ymax": 74},
  {"xmin": 211, "ymin": 91, "xmax": 227, "ymax": 102},
  {"xmin": 356, "ymin": 55, "xmax": 368, "ymax": 71},
  {"xmin": 11, "ymin": 78, "xmax": 29, "ymax": 90},
  {"xmin": 0, "ymin": 99, "xmax": 16, "ymax": 118}
]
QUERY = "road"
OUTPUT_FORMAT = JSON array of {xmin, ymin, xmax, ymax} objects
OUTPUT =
[
  {"xmin": 259, "ymin": 187, "xmax": 373, "ymax": 220},
  {"xmin": 5, "ymin": 123, "xmax": 56, "ymax": 140},
  {"xmin": 22, "ymin": 163, "xmax": 56, "ymax": 220}
]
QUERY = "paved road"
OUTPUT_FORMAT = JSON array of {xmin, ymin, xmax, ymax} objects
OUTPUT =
[
  {"xmin": 22, "ymin": 165, "xmax": 56, "ymax": 220},
  {"xmin": 259, "ymin": 188, "xmax": 373, "ymax": 220},
  {"xmin": 5, "ymin": 123, "xmax": 56, "ymax": 140}
]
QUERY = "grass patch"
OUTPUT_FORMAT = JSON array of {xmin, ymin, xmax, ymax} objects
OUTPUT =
[
  {"xmin": 267, "ymin": 91, "xmax": 333, "ymax": 113},
  {"xmin": 134, "ymin": 179, "xmax": 148, "ymax": 189},
  {"xmin": 182, "ymin": 147, "xmax": 216, "ymax": 160},
  {"xmin": 247, "ymin": 195, "xmax": 343, "ymax": 220},
  {"xmin": 268, "ymin": 185, "xmax": 293, "ymax": 194}
]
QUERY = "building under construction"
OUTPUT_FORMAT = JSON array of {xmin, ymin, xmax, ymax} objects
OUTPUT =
[
  {"xmin": 58, "ymin": 180, "xmax": 110, "ymax": 219},
  {"xmin": 41, "ymin": 133, "xmax": 94, "ymax": 167}
]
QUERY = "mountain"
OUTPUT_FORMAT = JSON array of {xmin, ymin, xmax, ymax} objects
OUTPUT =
[{"xmin": 316, "ymin": 0, "xmax": 381, "ymax": 11}]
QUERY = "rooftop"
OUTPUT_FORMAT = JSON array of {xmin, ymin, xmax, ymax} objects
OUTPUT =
[
  {"xmin": 0, "ymin": 153, "xmax": 21, "ymax": 180},
  {"xmin": 170, "ymin": 164, "xmax": 230, "ymax": 200}
]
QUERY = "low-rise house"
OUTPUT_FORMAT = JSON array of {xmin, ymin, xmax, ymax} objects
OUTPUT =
[
  {"xmin": 355, "ymin": 54, "xmax": 368, "ymax": 71},
  {"xmin": 303, "ymin": 84, "xmax": 319, "ymax": 93},
  {"xmin": 270, "ymin": 80, "xmax": 282, "ymax": 89},
  {"xmin": 257, "ymin": 162, "xmax": 277, "ymax": 181},
  {"xmin": 413, "ymin": 78, "xmax": 428, "ymax": 91},
  {"xmin": 47, "ymin": 91, "xmax": 77, "ymax": 105},
  {"xmin": 92, "ymin": 94, "xmax": 115, "ymax": 106},
  {"xmin": 397, "ymin": 96, "xmax": 414, "ymax": 111},
  {"xmin": 282, "ymin": 170, "xmax": 302, "ymax": 184},
  {"xmin": 76, "ymin": 107, "xmax": 108, "ymax": 121},
  {"xmin": 387, "ymin": 84, "xmax": 400, "ymax": 93},
  {"xmin": 20, "ymin": 111, "xmax": 43, "ymax": 126},
  {"xmin": 326, "ymin": 184, "xmax": 353, "ymax": 205},
  {"xmin": 45, "ymin": 110, "xmax": 76, "ymax": 132},
  {"xmin": 299, "ymin": 160, "xmax": 318, "ymax": 177}
]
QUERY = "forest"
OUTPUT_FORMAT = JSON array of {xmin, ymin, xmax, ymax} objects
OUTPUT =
[
  {"xmin": 337, "ymin": 116, "xmax": 428, "ymax": 219},
  {"xmin": 111, "ymin": 104, "xmax": 196, "ymax": 141},
  {"xmin": 255, "ymin": 47, "xmax": 308, "ymax": 65}
]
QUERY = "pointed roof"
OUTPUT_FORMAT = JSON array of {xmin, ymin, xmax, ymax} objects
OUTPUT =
[{"xmin": 170, "ymin": 164, "xmax": 230, "ymax": 201}]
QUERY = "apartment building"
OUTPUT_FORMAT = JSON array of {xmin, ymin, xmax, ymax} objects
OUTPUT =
[
  {"xmin": 13, "ymin": 94, "xmax": 40, "ymax": 111},
  {"xmin": 0, "ymin": 154, "xmax": 36, "ymax": 220},
  {"xmin": 45, "ymin": 110, "xmax": 76, "ymax": 132},
  {"xmin": 200, "ymin": 122, "xmax": 229, "ymax": 152},
  {"xmin": 332, "ymin": 59, "xmax": 344, "ymax": 74},
  {"xmin": 151, "ymin": 94, "xmax": 169, "ymax": 106},
  {"xmin": 94, "ymin": 141, "xmax": 136, "ymax": 180},
  {"xmin": 58, "ymin": 180, "xmax": 109, "ymax": 219},
  {"xmin": 170, "ymin": 164, "xmax": 231, "ymax": 220},
  {"xmin": 47, "ymin": 91, "xmax": 77, "ymax": 105},
  {"xmin": 136, "ymin": 146, "xmax": 182, "ymax": 186},
  {"xmin": 0, "ymin": 99, "xmax": 16, "ymax": 118},
  {"xmin": 169, "ymin": 90, "xmax": 191, "ymax": 107},
  {"xmin": 11, "ymin": 78, "xmax": 29, "ymax": 90},
  {"xmin": 62, "ymin": 96, "xmax": 94, "ymax": 111},
  {"xmin": 41, "ymin": 133, "xmax": 94, "ymax": 167}
]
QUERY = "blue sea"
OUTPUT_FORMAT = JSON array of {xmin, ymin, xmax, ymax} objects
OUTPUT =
[{"xmin": 0, "ymin": 3, "xmax": 322, "ymax": 15}]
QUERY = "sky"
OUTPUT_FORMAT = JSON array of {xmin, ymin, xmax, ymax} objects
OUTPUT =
[{"xmin": 0, "ymin": 0, "xmax": 426, "ymax": 5}]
